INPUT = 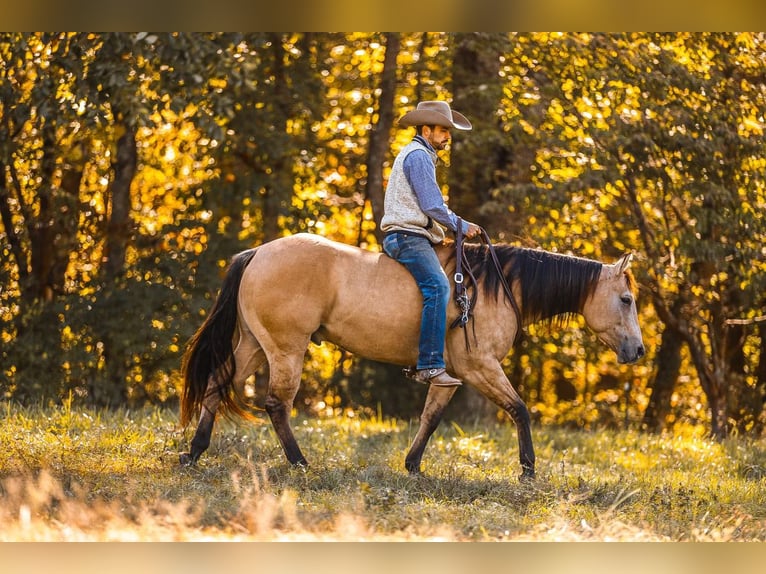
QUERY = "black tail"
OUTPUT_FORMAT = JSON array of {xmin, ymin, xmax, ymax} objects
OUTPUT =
[{"xmin": 180, "ymin": 248, "xmax": 258, "ymax": 426}]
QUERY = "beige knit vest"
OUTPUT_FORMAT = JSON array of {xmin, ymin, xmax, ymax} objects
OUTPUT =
[{"xmin": 380, "ymin": 140, "xmax": 446, "ymax": 244}]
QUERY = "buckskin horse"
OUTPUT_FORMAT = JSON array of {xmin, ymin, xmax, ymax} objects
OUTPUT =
[{"xmin": 180, "ymin": 233, "xmax": 644, "ymax": 479}]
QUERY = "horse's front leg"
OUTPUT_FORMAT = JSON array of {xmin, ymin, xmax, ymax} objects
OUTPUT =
[
  {"xmin": 405, "ymin": 384, "xmax": 460, "ymax": 474},
  {"xmin": 470, "ymin": 361, "xmax": 535, "ymax": 480}
]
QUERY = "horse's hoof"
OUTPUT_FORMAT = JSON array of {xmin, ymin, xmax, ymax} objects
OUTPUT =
[
  {"xmin": 519, "ymin": 469, "xmax": 536, "ymax": 482},
  {"xmin": 179, "ymin": 452, "xmax": 195, "ymax": 467},
  {"xmin": 405, "ymin": 464, "xmax": 423, "ymax": 476}
]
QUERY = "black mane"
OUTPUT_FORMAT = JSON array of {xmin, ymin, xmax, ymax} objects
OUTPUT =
[{"xmin": 449, "ymin": 244, "xmax": 603, "ymax": 325}]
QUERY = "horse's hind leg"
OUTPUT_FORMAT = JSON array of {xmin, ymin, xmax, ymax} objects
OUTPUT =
[
  {"xmin": 405, "ymin": 384, "xmax": 459, "ymax": 474},
  {"xmin": 181, "ymin": 396, "xmax": 217, "ymax": 466},
  {"xmin": 181, "ymin": 330, "xmax": 265, "ymax": 465},
  {"xmin": 264, "ymin": 352, "xmax": 308, "ymax": 466}
]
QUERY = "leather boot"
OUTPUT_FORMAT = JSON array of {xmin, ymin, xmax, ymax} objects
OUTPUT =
[{"xmin": 411, "ymin": 367, "xmax": 462, "ymax": 387}]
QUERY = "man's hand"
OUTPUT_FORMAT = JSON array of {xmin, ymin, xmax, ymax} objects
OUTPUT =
[{"xmin": 464, "ymin": 222, "xmax": 482, "ymax": 239}]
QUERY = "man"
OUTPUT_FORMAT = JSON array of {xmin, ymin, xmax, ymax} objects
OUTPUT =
[{"xmin": 381, "ymin": 100, "xmax": 482, "ymax": 387}]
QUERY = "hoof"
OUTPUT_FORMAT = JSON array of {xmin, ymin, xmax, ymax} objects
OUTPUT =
[
  {"xmin": 519, "ymin": 469, "xmax": 536, "ymax": 482},
  {"xmin": 179, "ymin": 452, "xmax": 195, "ymax": 467},
  {"xmin": 405, "ymin": 464, "xmax": 422, "ymax": 476}
]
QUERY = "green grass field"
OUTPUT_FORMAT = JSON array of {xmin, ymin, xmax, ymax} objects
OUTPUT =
[{"xmin": 1, "ymin": 400, "xmax": 764, "ymax": 541}]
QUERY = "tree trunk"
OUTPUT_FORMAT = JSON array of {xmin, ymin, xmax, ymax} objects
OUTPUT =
[
  {"xmin": 449, "ymin": 33, "xmax": 507, "ymax": 231},
  {"xmin": 365, "ymin": 32, "xmax": 399, "ymax": 246},
  {"xmin": 97, "ymin": 123, "xmax": 137, "ymax": 407},
  {"xmin": 104, "ymin": 124, "xmax": 137, "ymax": 280},
  {"xmin": 28, "ymin": 122, "xmax": 57, "ymax": 301},
  {"xmin": 689, "ymin": 336, "xmax": 729, "ymax": 440},
  {"xmin": 50, "ymin": 154, "xmax": 85, "ymax": 291},
  {"xmin": 262, "ymin": 33, "xmax": 291, "ymax": 243},
  {"xmin": 413, "ymin": 34, "xmax": 430, "ymax": 104},
  {"xmin": 641, "ymin": 323, "xmax": 683, "ymax": 432},
  {"xmin": 707, "ymin": 380, "xmax": 729, "ymax": 440},
  {"xmin": 651, "ymin": 291, "xmax": 730, "ymax": 440}
]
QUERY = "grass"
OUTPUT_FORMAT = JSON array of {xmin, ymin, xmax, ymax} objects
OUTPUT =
[{"xmin": 0, "ymin": 400, "xmax": 765, "ymax": 541}]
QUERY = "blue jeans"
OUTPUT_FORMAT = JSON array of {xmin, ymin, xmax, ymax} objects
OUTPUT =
[{"xmin": 383, "ymin": 233, "xmax": 450, "ymax": 370}]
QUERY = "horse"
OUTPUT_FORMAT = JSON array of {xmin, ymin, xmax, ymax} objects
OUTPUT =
[{"xmin": 179, "ymin": 233, "xmax": 644, "ymax": 479}]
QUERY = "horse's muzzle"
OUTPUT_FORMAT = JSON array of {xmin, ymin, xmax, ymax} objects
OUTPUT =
[{"xmin": 618, "ymin": 342, "xmax": 645, "ymax": 364}]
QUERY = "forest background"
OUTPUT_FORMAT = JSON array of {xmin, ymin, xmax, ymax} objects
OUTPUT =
[{"xmin": 1, "ymin": 32, "xmax": 765, "ymax": 440}]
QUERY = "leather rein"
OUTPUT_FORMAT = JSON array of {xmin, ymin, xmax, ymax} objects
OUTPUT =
[{"xmin": 451, "ymin": 219, "xmax": 523, "ymax": 349}]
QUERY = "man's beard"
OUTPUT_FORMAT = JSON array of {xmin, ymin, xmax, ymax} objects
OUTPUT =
[{"xmin": 429, "ymin": 137, "xmax": 448, "ymax": 151}]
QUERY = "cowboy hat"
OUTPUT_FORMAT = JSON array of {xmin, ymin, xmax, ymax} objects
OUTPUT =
[{"xmin": 398, "ymin": 100, "xmax": 472, "ymax": 130}]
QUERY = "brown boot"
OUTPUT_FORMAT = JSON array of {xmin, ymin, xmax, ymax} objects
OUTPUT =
[{"xmin": 411, "ymin": 368, "xmax": 462, "ymax": 387}]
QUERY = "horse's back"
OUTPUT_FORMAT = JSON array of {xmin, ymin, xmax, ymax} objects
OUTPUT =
[
  {"xmin": 248, "ymin": 233, "xmax": 399, "ymax": 292},
  {"xmin": 238, "ymin": 234, "xmax": 423, "ymax": 364}
]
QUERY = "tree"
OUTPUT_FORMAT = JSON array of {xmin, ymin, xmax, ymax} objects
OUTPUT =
[
  {"xmin": 500, "ymin": 32, "xmax": 766, "ymax": 437},
  {"xmin": 1, "ymin": 33, "xmax": 245, "ymax": 404}
]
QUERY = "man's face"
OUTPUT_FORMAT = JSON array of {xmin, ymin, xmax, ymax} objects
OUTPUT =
[{"xmin": 424, "ymin": 125, "xmax": 451, "ymax": 151}]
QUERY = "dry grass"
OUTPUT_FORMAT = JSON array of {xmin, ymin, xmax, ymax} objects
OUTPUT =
[{"xmin": 1, "ymin": 400, "xmax": 765, "ymax": 541}]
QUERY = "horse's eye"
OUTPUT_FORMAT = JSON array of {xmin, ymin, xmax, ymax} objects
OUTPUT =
[{"xmin": 620, "ymin": 295, "xmax": 633, "ymax": 305}]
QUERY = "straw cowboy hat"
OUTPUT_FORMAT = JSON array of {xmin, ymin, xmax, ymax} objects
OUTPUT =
[{"xmin": 398, "ymin": 100, "xmax": 472, "ymax": 130}]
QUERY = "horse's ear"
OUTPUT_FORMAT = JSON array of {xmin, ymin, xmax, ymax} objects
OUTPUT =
[{"xmin": 616, "ymin": 253, "xmax": 633, "ymax": 273}]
